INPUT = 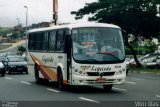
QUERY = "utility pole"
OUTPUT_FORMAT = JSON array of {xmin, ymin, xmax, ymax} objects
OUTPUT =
[
  {"xmin": 53, "ymin": 0, "xmax": 58, "ymax": 25},
  {"xmin": 24, "ymin": 6, "xmax": 28, "ymax": 29}
]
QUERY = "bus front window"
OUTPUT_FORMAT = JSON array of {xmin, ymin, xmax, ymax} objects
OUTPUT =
[{"xmin": 72, "ymin": 27, "xmax": 125, "ymax": 63}]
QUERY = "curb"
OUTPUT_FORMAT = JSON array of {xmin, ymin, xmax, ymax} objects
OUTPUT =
[{"xmin": 130, "ymin": 70, "xmax": 160, "ymax": 76}]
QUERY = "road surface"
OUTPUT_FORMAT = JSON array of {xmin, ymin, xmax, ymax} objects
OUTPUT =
[{"xmin": 0, "ymin": 72, "xmax": 159, "ymax": 107}]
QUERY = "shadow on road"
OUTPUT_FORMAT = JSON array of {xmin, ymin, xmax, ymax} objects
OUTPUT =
[{"xmin": 31, "ymin": 79, "xmax": 124, "ymax": 94}]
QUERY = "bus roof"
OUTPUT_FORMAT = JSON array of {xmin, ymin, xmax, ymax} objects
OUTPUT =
[{"xmin": 28, "ymin": 22, "xmax": 121, "ymax": 33}]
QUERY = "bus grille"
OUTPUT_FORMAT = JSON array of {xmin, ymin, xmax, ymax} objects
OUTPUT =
[{"xmin": 87, "ymin": 72, "xmax": 115, "ymax": 76}]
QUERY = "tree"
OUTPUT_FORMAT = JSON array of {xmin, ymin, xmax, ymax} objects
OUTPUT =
[
  {"xmin": 17, "ymin": 46, "xmax": 26, "ymax": 55},
  {"xmin": 71, "ymin": 0, "xmax": 160, "ymax": 67},
  {"xmin": 0, "ymin": 27, "xmax": 13, "ymax": 36}
]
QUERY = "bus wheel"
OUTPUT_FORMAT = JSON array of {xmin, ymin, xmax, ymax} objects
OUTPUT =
[
  {"xmin": 1, "ymin": 73, "xmax": 5, "ymax": 77},
  {"xmin": 8, "ymin": 69, "xmax": 11, "ymax": 74},
  {"xmin": 103, "ymin": 85, "xmax": 113, "ymax": 92},
  {"xmin": 57, "ymin": 70, "xmax": 64, "ymax": 90},
  {"xmin": 34, "ymin": 65, "xmax": 41, "ymax": 84},
  {"xmin": 126, "ymin": 69, "xmax": 129, "ymax": 75}
]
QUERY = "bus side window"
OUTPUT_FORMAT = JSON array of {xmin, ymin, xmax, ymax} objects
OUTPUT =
[
  {"xmin": 42, "ymin": 32, "xmax": 49, "ymax": 51},
  {"xmin": 48, "ymin": 31, "xmax": 56, "ymax": 51},
  {"xmin": 56, "ymin": 30, "xmax": 65, "ymax": 51},
  {"xmin": 35, "ymin": 32, "xmax": 43, "ymax": 50},
  {"xmin": 28, "ymin": 33, "xmax": 36, "ymax": 50}
]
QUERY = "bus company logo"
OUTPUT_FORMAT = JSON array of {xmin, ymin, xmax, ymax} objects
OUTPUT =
[
  {"xmin": 91, "ymin": 66, "xmax": 111, "ymax": 72},
  {"xmin": 42, "ymin": 56, "xmax": 54, "ymax": 63},
  {"xmin": 80, "ymin": 66, "xmax": 91, "ymax": 71}
]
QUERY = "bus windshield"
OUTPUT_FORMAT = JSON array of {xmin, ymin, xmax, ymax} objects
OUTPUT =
[{"xmin": 72, "ymin": 27, "xmax": 125, "ymax": 63}]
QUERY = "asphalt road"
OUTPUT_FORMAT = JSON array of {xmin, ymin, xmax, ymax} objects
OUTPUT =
[
  {"xmin": 1, "ymin": 40, "xmax": 26, "ymax": 53},
  {"xmin": 0, "ymin": 72, "xmax": 160, "ymax": 107}
]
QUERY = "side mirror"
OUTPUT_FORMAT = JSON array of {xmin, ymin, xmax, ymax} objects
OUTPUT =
[
  {"xmin": 3, "ymin": 62, "xmax": 6, "ymax": 65},
  {"xmin": 4, "ymin": 60, "xmax": 8, "ymax": 64},
  {"xmin": 2, "ymin": 60, "xmax": 4, "ymax": 63},
  {"xmin": 122, "ymin": 30, "xmax": 128, "ymax": 46}
]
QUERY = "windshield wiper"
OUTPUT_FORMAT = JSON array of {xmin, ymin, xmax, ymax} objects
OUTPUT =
[
  {"xmin": 83, "ymin": 59, "xmax": 100, "ymax": 62},
  {"xmin": 97, "ymin": 52, "xmax": 121, "ymax": 60}
]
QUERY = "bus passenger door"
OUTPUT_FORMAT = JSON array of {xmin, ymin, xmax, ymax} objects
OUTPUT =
[{"xmin": 65, "ymin": 35, "xmax": 72, "ymax": 81}]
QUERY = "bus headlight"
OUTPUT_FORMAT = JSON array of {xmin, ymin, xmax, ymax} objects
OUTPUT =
[
  {"xmin": 122, "ymin": 68, "xmax": 125, "ymax": 72},
  {"xmin": 75, "ymin": 69, "xmax": 78, "ymax": 72},
  {"xmin": 79, "ymin": 71, "xmax": 82, "ymax": 74},
  {"xmin": 119, "ymin": 70, "xmax": 122, "ymax": 73},
  {"xmin": 115, "ymin": 69, "xmax": 125, "ymax": 75},
  {"xmin": 73, "ymin": 69, "xmax": 86, "ymax": 75}
]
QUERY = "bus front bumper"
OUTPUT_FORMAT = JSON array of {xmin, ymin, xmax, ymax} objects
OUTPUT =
[{"xmin": 71, "ymin": 74, "xmax": 126, "ymax": 85}]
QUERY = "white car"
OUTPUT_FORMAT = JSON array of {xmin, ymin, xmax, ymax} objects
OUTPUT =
[
  {"xmin": 142, "ymin": 56, "xmax": 159, "ymax": 68},
  {"xmin": 0, "ymin": 62, "xmax": 5, "ymax": 77}
]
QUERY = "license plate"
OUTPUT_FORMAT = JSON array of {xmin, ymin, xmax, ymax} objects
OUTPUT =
[
  {"xmin": 96, "ymin": 78, "xmax": 106, "ymax": 82},
  {"xmin": 17, "ymin": 68, "xmax": 23, "ymax": 70}
]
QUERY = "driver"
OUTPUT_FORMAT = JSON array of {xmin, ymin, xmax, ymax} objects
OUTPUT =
[{"xmin": 73, "ymin": 40, "xmax": 88, "ymax": 54}]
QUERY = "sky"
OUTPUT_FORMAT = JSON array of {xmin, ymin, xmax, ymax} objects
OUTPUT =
[{"xmin": 0, "ymin": 0, "xmax": 97, "ymax": 27}]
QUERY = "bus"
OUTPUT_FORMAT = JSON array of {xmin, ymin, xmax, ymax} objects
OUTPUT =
[{"xmin": 27, "ymin": 23, "xmax": 126, "ymax": 91}]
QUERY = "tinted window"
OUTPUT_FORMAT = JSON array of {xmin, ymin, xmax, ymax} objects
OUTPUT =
[
  {"xmin": 56, "ymin": 30, "xmax": 65, "ymax": 51},
  {"xmin": 28, "ymin": 33, "xmax": 36, "ymax": 50},
  {"xmin": 42, "ymin": 32, "xmax": 49, "ymax": 50},
  {"xmin": 28, "ymin": 29, "xmax": 68, "ymax": 52},
  {"xmin": 35, "ymin": 32, "xmax": 43, "ymax": 50},
  {"xmin": 29, "ymin": 32, "xmax": 48, "ymax": 51},
  {"xmin": 48, "ymin": 31, "xmax": 56, "ymax": 51}
]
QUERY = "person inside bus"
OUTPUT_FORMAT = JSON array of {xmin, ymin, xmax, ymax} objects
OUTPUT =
[
  {"xmin": 99, "ymin": 40, "xmax": 123, "ymax": 59},
  {"xmin": 99, "ymin": 40, "xmax": 108, "ymax": 53},
  {"xmin": 99, "ymin": 40, "xmax": 120, "ymax": 55},
  {"xmin": 73, "ymin": 39, "xmax": 88, "ymax": 54}
]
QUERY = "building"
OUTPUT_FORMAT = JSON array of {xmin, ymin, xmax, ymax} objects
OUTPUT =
[{"xmin": 30, "ymin": 22, "xmax": 51, "ymax": 29}]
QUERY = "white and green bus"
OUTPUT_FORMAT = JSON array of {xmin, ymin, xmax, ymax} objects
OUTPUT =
[{"xmin": 27, "ymin": 23, "xmax": 126, "ymax": 91}]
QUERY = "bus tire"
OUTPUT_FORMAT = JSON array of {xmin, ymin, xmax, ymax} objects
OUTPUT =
[
  {"xmin": 8, "ymin": 69, "xmax": 11, "ymax": 74},
  {"xmin": 1, "ymin": 72, "xmax": 5, "ymax": 77},
  {"xmin": 25, "ymin": 71, "xmax": 29, "ymax": 74},
  {"xmin": 34, "ymin": 65, "xmax": 41, "ymax": 84},
  {"xmin": 126, "ymin": 69, "xmax": 129, "ymax": 75},
  {"xmin": 103, "ymin": 85, "xmax": 113, "ymax": 91},
  {"xmin": 25, "ymin": 69, "xmax": 29, "ymax": 74},
  {"xmin": 57, "ymin": 69, "xmax": 64, "ymax": 90}
]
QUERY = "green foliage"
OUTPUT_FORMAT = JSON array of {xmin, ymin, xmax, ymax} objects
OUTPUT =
[
  {"xmin": 143, "ymin": 41, "xmax": 157, "ymax": 53},
  {"xmin": 0, "ymin": 27, "xmax": 13, "ymax": 35},
  {"xmin": 125, "ymin": 47, "xmax": 150, "ymax": 55},
  {"xmin": 0, "ymin": 26, "xmax": 24, "ymax": 40},
  {"xmin": 71, "ymin": 0, "xmax": 160, "ymax": 38},
  {"xmin": 17, "ymin": 46, "xmax": 26, "ymax": 53},
  {"xmin": 125, "ymin": 40, "xmax": 157, "ymax": 55}
]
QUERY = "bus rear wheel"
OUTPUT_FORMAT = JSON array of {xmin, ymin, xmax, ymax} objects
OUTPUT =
[
  {"xmin": 1, "ymin": 73, "xmax": 5, "ymax": 77},
  {"xmin": 57, "ymin": 70, "xmax": 64, "ymax": 90},
  {"xmin": 103, "ymin": 85, "xmax": 113, "ymax": 91},
  {"xmin": 126, "ymin": 69, "xmax": 129, "ymax": 75},
  {"xmin": 34, "ymin": 65, "xmax": 42, "ymax": 84}
]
